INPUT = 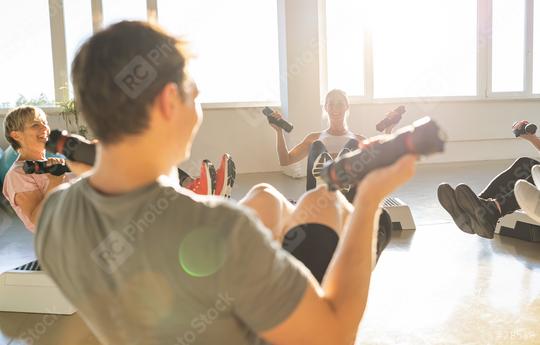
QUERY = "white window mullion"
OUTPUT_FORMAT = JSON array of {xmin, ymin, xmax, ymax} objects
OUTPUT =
[
  {"xmin": 49, "ymin": 0, "xmax": 68, "ymax": 103},
  {"xmin": 525, "ymin": 0, "xmax": 534, "ymax": 95},
  {"xmin": 91, "ymin": 0, "xmax": 103, "ymax": 33},
  {"xmin": 147, "ymin": 0, "xmax": 158, "ymax": 23},
  {"xmin": 364, "ymin": 27, "xmax": 374, "ymax": 100},
  {"xmin": 533, "ymin": 0, "xmax": 540, "ymax": 94},
  {"xmin": 319, "ymin": 0, "xmax": 329, "ymax": 99},
  {"xmin": 478, "ymin": 0, "xmax": 491, "ymax": 98}
]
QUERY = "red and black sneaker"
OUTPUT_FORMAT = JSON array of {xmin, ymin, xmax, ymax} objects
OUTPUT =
[
  {"xmin": 186, "ymin": 160, "xmax": 216, "ymax": 195},
  {"xmin": 215, "ymin": 154, "xmax": 236, "ymax": 198}
]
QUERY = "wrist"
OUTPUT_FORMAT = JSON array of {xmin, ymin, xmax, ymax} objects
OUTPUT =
[{"xmin": 352, "ymin": 189, "xmax": 382, "ymax": 210}]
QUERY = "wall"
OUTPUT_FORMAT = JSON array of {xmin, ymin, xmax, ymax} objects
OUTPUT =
[{"xmin": 182, "ymin": 100, "xmax": 540, "ymax": 175}]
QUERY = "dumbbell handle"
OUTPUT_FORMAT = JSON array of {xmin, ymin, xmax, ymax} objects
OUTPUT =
[{"xmin": 262, "ymin": 107, "xmax": 294, "ymax": 133}]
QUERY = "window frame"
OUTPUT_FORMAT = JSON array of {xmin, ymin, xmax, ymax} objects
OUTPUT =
[
  {"xmin": 322, "ymin": 0, "xmax": 540, "ymax": 104},
  {"xmin": 2, "ymin": 0, "xmax": 539, "ymax": 115}
]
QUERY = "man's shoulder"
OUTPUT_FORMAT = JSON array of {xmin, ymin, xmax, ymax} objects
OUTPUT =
[{"xmin": 43, "ymin": 178, "xmax": 83, "ymax": 206}]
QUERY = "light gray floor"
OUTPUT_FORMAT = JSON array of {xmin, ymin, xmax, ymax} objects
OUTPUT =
[{"xmin": 1, "ymin": 159, "xmax": 540, "ymax": 345}]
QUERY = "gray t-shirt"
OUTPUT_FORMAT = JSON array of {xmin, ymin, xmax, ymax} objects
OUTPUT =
[{"xmin": 36, "ymin": 177, "xmax": 308, "ymax": 345}]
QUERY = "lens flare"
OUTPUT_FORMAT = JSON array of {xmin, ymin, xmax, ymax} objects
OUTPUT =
[{"xmin": 179, "ymin": 226, "xmax": 227, "ymax": 278}]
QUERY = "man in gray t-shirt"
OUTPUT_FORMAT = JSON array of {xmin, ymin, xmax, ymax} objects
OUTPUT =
[
  {"xmin": 36, "ymin": 21, "xmax": 416, "ymax": 344},
  {"xmin": 37, "ymin": 177, "xmax": 308, "ymax": 345}
]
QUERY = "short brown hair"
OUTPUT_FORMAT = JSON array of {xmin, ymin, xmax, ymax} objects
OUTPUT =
[
  {"xmin": 3, "ymin": 106, "xmax": 46, "ymax": 150},
  {"xmin": 71, "ymin": 21, "xmax": 188, "ymax": 144}
]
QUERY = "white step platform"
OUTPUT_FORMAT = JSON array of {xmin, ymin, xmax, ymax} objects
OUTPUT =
[
  {"xmin": 495, "ymin": 210, "xmax": 540, "ymax": 242},
  {"xmin": 383, "ymin": 197, "xmax": 416, "ymax": 230},
  {"xmin": 0, "ymin": 260, "xmax": 76, "ymax": 315}
]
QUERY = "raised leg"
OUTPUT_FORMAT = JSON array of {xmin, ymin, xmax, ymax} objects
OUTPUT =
[{"xmin": 238, "ymin": 183, "xmax": 295, "ymax": 241}]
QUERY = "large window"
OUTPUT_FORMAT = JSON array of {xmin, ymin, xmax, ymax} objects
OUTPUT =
[
  {"xmin": 63, "ymin": 0, "xmax": 93, "ymax": 92},
  {"xmin": 326, "ymin": 0, "xmax": 365, "ymax": 96},
  {"xmin": 326, "ymin": 0, "xmax": 477, "ymax": 99},
  {"xmin": 533, "ymin": 0, "xmax": 540, "ymax": 94},
  {"xmin": 2, "ymin": 0, "xmax": 540, "ymax": 109},
  {"xmin": 157, "ymin": 0, "xmax": 280, "ymax": 103},
  {"xmin": 325, "ymin": 0, "xmax": 540, "ymax": 100},
  {"xmin": 491, "ymin": 0, "xmax": 526, "ymax": 92},
  {"xmin": 372, "ymin": 0, "xmax": 477, "ymax": 98},
  {"xmin": 102, "ymin": 0, "xmax": 148, "ymax": 27},
  {"xmin": 0, "ymin": 0, "xmax": 55, "ymax": 108}
]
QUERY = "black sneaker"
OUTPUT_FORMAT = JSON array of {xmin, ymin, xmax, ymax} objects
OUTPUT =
[
  {"xmin": 311, "ymin": 152, "xmax": 333, "ymax": 187},
  {"xmin": 337, "ymin": 148, "xmax": 353, "ymax": 193},
  {"xmin": 455, "ymin": 184, "xmax": 500, "ymax": 239},
  {"xmin": 437, "ymin": 183, "xmax": 474, "ymax": 234}
]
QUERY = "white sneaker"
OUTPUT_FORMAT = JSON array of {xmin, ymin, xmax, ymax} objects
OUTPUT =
[
  {"xmin": 532, "ymin": 165, "xmax": 540, "ymax": 187},
  {"xmin": 515, "ymin": 179, "xmax": 540, "ymax": 223},
  {"xmin": 337, "ymin": 147, "xmax": 352, "ymax": 159},
  {"xmin": 312, "ymin": 152, "xmax": 333, "ymax": 186}
]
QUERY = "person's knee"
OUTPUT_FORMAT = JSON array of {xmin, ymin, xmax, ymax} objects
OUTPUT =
[
  {"xmin": 296, "ymin": 187, "xmax": 340, "ymax": 218},
  {"xmin": 512, "ymin": 157, "xmax": 536, "ymax": 179},
  {"xmin": 248, "ymin": 183, "xmax": 276, "ymax": 195},
  {"xmin": 514, "ymin": 157, "xmax": 535, "ymax": 168},
  {"xmin": 302, "ymin": 185, "xmax": 336, "ymax": 204},
  {"xmin": 244, "ymin": 183, "xmax": 287, "ymax": 212}
]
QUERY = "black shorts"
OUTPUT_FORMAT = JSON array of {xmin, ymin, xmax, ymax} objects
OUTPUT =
[
  {"xmin": 282, "ymin": 223, "xmax": 339, "ymax": 283},
  {"xmin": 282, "ymin": 209, "xmax": 392, "ymax": 283}
]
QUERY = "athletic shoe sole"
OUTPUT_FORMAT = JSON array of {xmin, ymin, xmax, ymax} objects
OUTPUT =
[
  {"xmin": 337, "ymin": 148, "xmax": 352, "ymax": 193},
  {"xmin": 215, "ymin": 155, "xmax": 236, "ymax": 198},
  {"xmin": 202, "ymin": 160, "xmax": 217, "ymax": 195},
  {"xmin": 312, "ymin": 152, "xmax": 333, "ymax": 187},
  {"xmin": 224, "ymin": 157, "xmax": 236, "ymax": 198},
  {"xmin": 437, "ymin": 183, "xmax": 474, "ymax": 234},
  {"xmin": 532, "ymin": 165, "xmax": 540, "ymax": 187},
  {"xmin": 515, "ymin": 179, "xmax": 540, "ymax": 223},
  {"xmin": 312, "ymin": 152, "xmax": 333, "ymax": 177},
  {"xmin": 337, "ymin": 147, "xmax": 352, "ymax": 159},
  {"xmin": 455, "ymin": 184, "xmax": 497, "ymax": 239}
]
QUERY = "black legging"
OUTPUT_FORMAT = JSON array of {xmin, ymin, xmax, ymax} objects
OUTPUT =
[
  {"xmin": 306, "ymin": 139, "xmax": 359, "ymax": 202},
  {"xmin": 479, "ymin": 157, "xmax": 539, "ymax": 216}
]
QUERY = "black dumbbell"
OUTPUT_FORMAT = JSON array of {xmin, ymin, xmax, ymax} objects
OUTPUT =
[
  {"xmin": 321, "ymin": 117, "xmax": 446, "ymax": 190},
  {"xmin": 46, "ymin": 130, "xmax": 96, "ymax": 166},
  {"xmin": 512, "ymin": 121, "xmax": 537, "ymax": 137},
  {"xmin": 262, "ymin": 107, "xmax": 294, "ymax": 133},
  {"xmin": 23, "ymin": 160, "xmax": 70, "ymax": 176}
]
